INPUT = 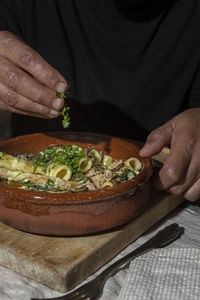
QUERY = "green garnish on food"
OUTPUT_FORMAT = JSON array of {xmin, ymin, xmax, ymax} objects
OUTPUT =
[
  {"xmin": 23, "ymin": 179, "xmax": 57, "ymax": 192},
  {"xmin": 56, "ymin": 82, "xmax": 71, "ymax": 129},
  {"xmin": 32, "ymin": 144, "xmax": 86, "ymax": 179},
  {"xmin": 75, "ymin": 172, "xmax": 87, "ymax": 182},
  {"xmin": 0, "ymin": 143, "xmax": 142, "ymax": 193},
  {"xmin": 44, "ymin": 178, "xmax": 55, "ymax": 191}
]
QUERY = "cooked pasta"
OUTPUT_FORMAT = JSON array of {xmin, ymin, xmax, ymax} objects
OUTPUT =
[
  {"xmin": 79, "ymin": 157, "xmax": 93, "ymax": 172},
  {"xmin": 46, "ymin": 163, "xmax": 72, "ymax": 180},
  {"xmin": 0, "ymin": 152, "xmax": 34, "ymax": 173},
  {"xmin": 0, "ymin": 144, "xmax": 143, "ymax": 193},
  {"xmin": 102, "ymin": 155, "xmax": 113, "ymax": 167},
  {"xmin": 124, "ymin": 157, "xmax": 142, "ymax": 174}
]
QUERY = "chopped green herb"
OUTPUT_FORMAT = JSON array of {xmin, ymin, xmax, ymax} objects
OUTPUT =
[
  {"xmin": 44, "ymin": 179, "xmax": 55, "ymax": 190},
  {"xmin": 61, "ymin": 106, "xmax": 70, "ymax": 128},
  {"xmin": 23, "ymin": 180, "xmax": 43, "ymax": 191},
  {"xmin": 24, "ymin": 180, "xmax": 35, "ymax": 187},
  {"xmin": 56, "ymin": 91, "xmax": 66, "ymax": 98},
  {"xmin": 75, "ymin": 172, "xmax": 87, "ymax": 182},
  {"xmin": 22, "ymin": 179, "xmax": 58, "ymax": 192},
  {"xmin": 32, "ymin": 145, "xmax": 86, "ymax": 178},
  {"xmin": 56, "ymin": 82, "xmax": 71, "ymax": 129}
]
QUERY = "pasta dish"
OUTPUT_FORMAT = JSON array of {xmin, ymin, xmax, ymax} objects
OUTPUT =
[{"xmin": 0, "ymin": 144, "xmax": 142, "ymax": 193}]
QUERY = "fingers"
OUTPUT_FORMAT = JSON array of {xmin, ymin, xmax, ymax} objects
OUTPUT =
[
  {"xmin": 184, "ymin": 178, "xmax": 200, "ymax": 202},
  {"xmin": 151, "ymin": 118, "xmax": 200, "ymax": 202},
  {"xmin": 0, "ymin": 31, "xmax": 68, "ymax": 92},
  {"xmin": 169, "ymin": 142, "xmax": 200, "ymax": 202},
  {"xmin": 0, "ymin": 56, "xmax": 64, "ymax": 112},
  {"xmin": 140, "ymin": 122, "xmax": 173, "ymax": 157},
  {"xmin": 0, "ymin": 31, "xmax": 68, "ymax": 118},
  {"xmin": 156, "ymin": 156, "xmax": 200, "ymax": 202},
  {"xmin": 154, "ymin": 127, "xmax": 191, "ymax": 190},
  {"xmin": 0, "ymin": 81, "xmax": 59, "ymax": 118},
  {"xmin": 0, "ymin": 100, "xmax": 50, "ymax": 118}
]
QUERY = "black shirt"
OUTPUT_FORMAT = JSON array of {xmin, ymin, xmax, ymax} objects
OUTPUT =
[{"xmin": 0, "ymin": 0, "xmax": 200, "ymax": 141}]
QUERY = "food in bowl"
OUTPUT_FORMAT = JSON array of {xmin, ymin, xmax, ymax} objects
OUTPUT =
[
  {"xmin": 0, "ymin": 132, "xmax": 153, "ymax": 236},
  {"xmin": 0, "ymin": 144, "xmax": 142, "ymax": 193}
]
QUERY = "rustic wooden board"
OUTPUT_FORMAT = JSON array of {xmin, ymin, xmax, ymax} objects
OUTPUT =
[{"xmin": 0, "ymin": 148, "xmax": 185, "ymax": 292}]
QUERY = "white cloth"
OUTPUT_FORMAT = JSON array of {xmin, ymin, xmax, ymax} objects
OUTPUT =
[
  {"xmin": 118, "ymin": 248, "xmax": 200, "ymax": 300},
  {"xmin": 0, "ymin": 202, "xmax": 200, "ymax": 300}
]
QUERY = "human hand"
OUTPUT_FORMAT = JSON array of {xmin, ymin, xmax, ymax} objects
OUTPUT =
[
  {"xmin": 0, "ymin": 31, "xmax": 68, "ymax": 118},
  {"xmin": 140, "ymin": 108, "xmax": 200, "ymax": 202}
]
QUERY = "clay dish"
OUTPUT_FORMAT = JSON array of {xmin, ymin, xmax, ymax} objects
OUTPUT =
[{"xmin": 0, "ymin": 132, "xmax": 153, "ymax": 236}]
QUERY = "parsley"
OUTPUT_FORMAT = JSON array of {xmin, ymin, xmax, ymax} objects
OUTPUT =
[
  {"xmin": 24, "ymin": 180, "xmax": 35, "ymax": 187},
  {"xmin": 61, "ymin": 106, "xmax": 70, "ymax": 128},
  {"xmin": 56, "ymin": 82, "xmax": 71, "ymax": 129},
  {"xmin": 44, "ymin": 179, "xmax": 55, "ymax": 191},
  {"xmin": 32, "ymin": 145, "xmax": 86, "ymax": 178},
  {"xmin": 23, "ymin": 180, "xmax": 42, "ymax": 191},
  {"xmin": 23, "ymin": 179, "xmax": 57, "ymax": 192},
  {"xmin": 75, "ymin": 172, "xmax": 87, "ymax": 182},
  {"xmin": 56, "ymin": 92, "xmax": 66, "ymax": 98}
]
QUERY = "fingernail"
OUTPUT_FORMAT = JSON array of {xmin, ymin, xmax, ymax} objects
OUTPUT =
[
  {"xmin": 52, "ymin": 98, "xmax": 63, "ymax": 110},
  {"xmin": 140, "ymin": 143, "xmax": 151, "ymax": 155},
  {"xmin": 56, "ymin": 82, "xmax": 67, "ymax": 93},
  {"xmin": 50, "ymin": 109, "xmax": 60, "ymax": 117}
]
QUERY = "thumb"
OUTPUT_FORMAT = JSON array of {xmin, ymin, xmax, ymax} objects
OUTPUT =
[{"xmin": 140, "ymin": 122, "xmax": 173, "ymax": 157}]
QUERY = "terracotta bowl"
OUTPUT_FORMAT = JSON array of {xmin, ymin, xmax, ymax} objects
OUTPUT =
[{"xmin": 0, "ymin": 132, "xmax": 153, "ymax": 236}]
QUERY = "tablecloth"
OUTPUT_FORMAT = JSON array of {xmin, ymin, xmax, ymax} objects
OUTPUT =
[{"xmin": 0, "ymin": 201, "xmax": 200, "ymax": 300}]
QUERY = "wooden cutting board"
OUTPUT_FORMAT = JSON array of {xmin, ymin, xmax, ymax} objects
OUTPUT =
[{"xmin": 0, "ymin": 149, "xmax": 185, "ymax": 292}]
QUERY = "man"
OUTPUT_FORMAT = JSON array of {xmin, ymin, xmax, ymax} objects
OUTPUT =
[{"xmin": 0, "ymin": 0, "xmax": 199, "ymax": 201}]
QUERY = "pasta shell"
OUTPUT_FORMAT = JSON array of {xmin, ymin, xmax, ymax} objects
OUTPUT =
[
  {"xmin": 79, "ymin": 158, "xmax": 93, "ymax": 172},
  {"xmin": 101, "ymin": 181, "xmax": 114, "ymax": 189},
  {"xmin": 124, "ymin": 157, "xmax": 142, "ymax": 171},
  {"xmin": 90, "ymin": 149, "xmax": 102, "ymax": 166},
  {"xmin": 46, "ymin": 163, "xmax": 72, "ymax": 180},
  {"xmin": 102, "ymin": 155, "xmax": 113, "ymax": 167},
  {"xmin": 0, "ymin": 152, "xmax": 34, "ymax": 173}
]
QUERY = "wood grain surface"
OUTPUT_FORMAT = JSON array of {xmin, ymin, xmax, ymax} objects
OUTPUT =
[{"xmin": 0, "ymin": 148, "xmax": 185, "ymax": 292}]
